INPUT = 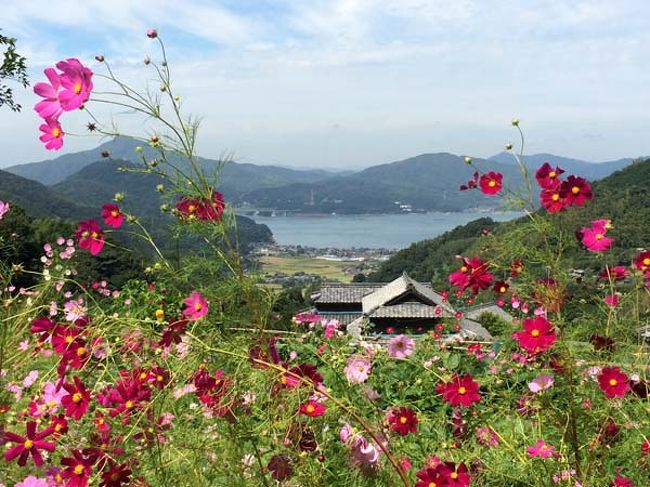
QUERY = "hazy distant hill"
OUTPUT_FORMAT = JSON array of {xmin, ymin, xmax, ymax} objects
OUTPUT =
[
  {"xmin": 239, "ymin": 153, "xmax": 523, "ymax": 213},
  {"xmin": 4, "ymin": 137, "xmax": 338, "ymax": 190},
  {"xmin": 489, "ymin": 152, "xmax": 633, "ymax": 180},
  {"xmin": 4, "ymin": 138, "xmax": 635, "ymax": 214}
]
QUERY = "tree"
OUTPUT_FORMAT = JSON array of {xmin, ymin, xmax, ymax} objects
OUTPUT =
[{"xmin": 0, "ymin": 29, "xmax": 29, "ymax": 111}]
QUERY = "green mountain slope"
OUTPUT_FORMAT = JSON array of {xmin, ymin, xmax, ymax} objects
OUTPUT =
[
  {"xmin": 368, "ymin": 158, "xmax": 650, "ymax": 283},
  {"xmin": 0, "ymin": 169, "xmax": 95, "ymax": 219}
]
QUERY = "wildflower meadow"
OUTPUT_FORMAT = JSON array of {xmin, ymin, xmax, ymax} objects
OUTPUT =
[{"xmin": 1, "ymin": 31, "xmax": 649, "ymax": 487}]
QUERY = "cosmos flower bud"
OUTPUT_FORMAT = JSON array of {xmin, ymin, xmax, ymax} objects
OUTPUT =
[
  {"xmin": 95, "ymin": 55, "xmax": 105, "ymax": 62},
  {"xmin": 464, "ymin": 156, "xmax": 473, "ymax": 165},
  {"xmin": 511, "ymin": 118, "xmax": 520, "ymax": 126},
  {"xmin": 505, "ymin": 143, "xmax": 513, "ymax": 150},
  {"xmin": 156, "ymin": 184, "xmax": 165, "ymax": 193},
  {"xmin": 114, "ymin": 192, "xmax": 124, "ymax": 202},
  {"xmin": 160, "ymin": 204, "xmax": 170, "ymax": 212},
  {"xmin": 135, "ymin": 146, "xmax": 143, "ymax": 153},
  {"xmin": 150, "ymin": 159, "xmax": 158, "ymax": 167},
  {"xmin": 149, "ymin": 135, "xmax": 160, "ymax": 145},
  {"xmin": 126, "ymin": 214, "xmax": 137, "ymax": 223},
  {"xmin": 101, "ymin": 150, "xmax": 110, "ymax": 158},
  {"xmin": 160, "ymin": 84, "xmax": 167, "ymax": 92},
  {"xmin": 144, "ymin": 56, "xmax": 151, "ymax": 65},
  {"xmin": 147, "ymin": 29, "xmax": 158, "ymax": 39}
]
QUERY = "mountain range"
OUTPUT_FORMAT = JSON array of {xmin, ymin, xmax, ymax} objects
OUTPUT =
[{"xmin": 2, "ymin": 137, "xmax": 637, "ymax": 215}]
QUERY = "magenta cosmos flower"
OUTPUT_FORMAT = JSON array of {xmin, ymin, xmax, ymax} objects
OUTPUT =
[
  {"xmin": 512, "ymin": 316, "xmax": 556, "ymax": 354},
  {"xmin": 4, "ymin": 421, "xmax": 56, "ymax": 467},
  {"xmin": 579, "ymin": 219, "xmax": 613, "ymax": 252},
  {"xmin": 182, "ymin": 291, "xmax": 209, "ymax": 320},
  {"xmin": 436, "ymin": 374, "xmax": 481, "ymax": 407},
  {"xmin": 55, "ymin": 58, "xmax": 93, "ymax": 111},
  {"xmin": 75, "ymin": 220, "xmax": 105, "ymax": 255},
  {"xmin": 0, "ymin": 200, "xmax": 9, "ymax": 220},
  {"xmin": 343, "ymin": 356, "xmax": 372, "ymax": 384},
  {"xmin": 100, "ymin": 203, "xmax": 123, "ymax": 229},
  {"xmin": 527, "ymin": 439, "xmax": 556, "ymax": 459},
  {"xmin": 34, "ymin": 68, "xmax": 64, "ymax": 120},
  {"xmin": 598, "ymin": 367, "xmax": 630, "ymax": 399},
  {"xmin": 479, "ymin": 171, "xmax": 503, "ymax": 195},
  {"xmin": 387, "ymin": 334, "xmax": 415, "ymax": 359},
  {"xmin": 39, "ymin": 118, "xmax": 64, "ymax": 150}
]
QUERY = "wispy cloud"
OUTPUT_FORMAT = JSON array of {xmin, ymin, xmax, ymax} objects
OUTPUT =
[{"xmin": 1, "ymin": 0, "xmax": 649, "ymax": 168}]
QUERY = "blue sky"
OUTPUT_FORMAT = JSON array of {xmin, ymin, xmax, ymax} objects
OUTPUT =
[{"xmin": 1, "ymin": 0, "xmax": 649, "ymax": 169}]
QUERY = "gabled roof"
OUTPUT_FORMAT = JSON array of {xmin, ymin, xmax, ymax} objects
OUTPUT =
[
  {"xmin": 361, "ymin": 272, "xmax": 453, "ymax": 315},
  {"xmin": 368, "ymin": 303, "xmax": 449, "ymax": 318}
]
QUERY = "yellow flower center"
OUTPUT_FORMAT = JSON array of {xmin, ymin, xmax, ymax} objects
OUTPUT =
[
  {"xmin": 98, "ymin": 418, "xmax": 105, "ymax": 425},
  {"xmin": 55, "ymin": 423, "xmax": 63, "ymax": 432},
  {"xmin": 460, "ymin": 266, "xmax": 468, "ymax": 273},
  {"xmin": 126, "ymin": 400, "xmax": 135, "ymax": 409},
  {"xmin": 111, "ymin": 210, "xmax": 119, "ymax": 218},
  {"xmin": 458, "ymin": 386, "xmax": 467, "ymax": 395},
  {"xmin": 72, "ymin": 392, "xmax": 83, "ymax": 403},
  {"xmin": 157, "ymin": 374, "xmax": 164, "ymax": 382},
  {"xmin": 74, "ymin": 82, "xmax": 82, "ymax": 94},
  {"xmin": 399, "ymin": 416, "xmax": 408, "ymax": 424},
  {"xmin": 140, "ymin": 372, "xmax": 148, "ymax": 380},
  {"xmin": 47, "ymin": 400, "xmax": 57, "ymax": 408},
  {"xmin": 450, "ymin": 472, "xmax": 459, "ymax": 479},
  {"xmin": 500, "ymin": 286, "xmax": 507, "ymax": 293},
  {"xmin": 571, "ymin": 186, "xmax": 580, "ymax": 195},
  {"xmin": 551, "ymin": 193, "xmax": 560, "ymax": 201},
  {"xmin": 194, "ymin": 302, "xmax": 202, "ymax": 311},
  {"xmin": 357, "ymin": 365, "xmax": 366, "ymax": 372},
  {"xmin": 280, "ymin": 376, "xmax": 287, "ymax": 385},
  {"xmin": 24, "ymin": 439, "xmax": 34, "ymax": 449},
  {"xmin": 155, "ymin": 309, "xmax": 164, "ymax": 320},
  {"xmin": 531, "ymin": 329, "xmax": 540, "ymax": 337},
  {"xmin": 188, "ymin": 204, "xmax": 196, "ymax": 213},
  {"xmin": 76, "ymin": 347, "xmax": 86, "ymax": 357},
  {"xmin": 609, "ymin": 378, "xmax": 618, "ymax": 386},
  {"xmin": 90, "ymin": 232, "xmax": 99, "ymax": 240},
  {"xmin": 65, "ymin": 335, "xmax": 74, "ymax": 344},
  {"xmin": 595, "ymin": 233, "xmax": 603, "ymax": 240},
  {"xmin": 488, "ymin": 180, "xmax": 496, "ymax": 187},
  {"xmin": 74, "ymin": 464, "xmax": 85, "ymax": 475},
  {"xmin": 306, "ymin": 404, "xmax": 315, "ymax": 413},
  {"xmin": 549, "ymin": 171, "xmax": 556, "ymax": 178},
  {"xmin": 428, "ymin": 482, "xmax": 437, "ymax": 487},
  {"xmin": 52, "ymin": 127, "xmax": 61, "ymax": 138},
  {"xmin": 643, "ymin": 258, "xmax": 650, "ymax": 266}
]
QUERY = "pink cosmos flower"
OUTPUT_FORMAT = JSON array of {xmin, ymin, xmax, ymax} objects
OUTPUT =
[
  {"xmin": 527, "ymin": 439, "xmax": 556, "ymax": 459},
  {"xmin": 387, "ymin": 334, "xmax": 415, "ymax": 359},
  {"xmin": 0, "ymin": 200, "xmax": 10, "ymax": 220},
  {"xmin": 100, "ymin": 203, "xmax": 124, "ymax": 229},
  {"xmin": 147, "ymin": 29, "xmax": 158, "ymax": 38},
  {"xmin": 182, "ymin": 291, "xmax": 209, "ymax": 320},
  {"xmin": 603, "ymin": 294, "xmax": 619, "ymax": 308},
  {"xmin": 343, "ymin": 356, "xmax": 372, "ymax": 384},
  {"xmin": 55, "ymin": 58, "xmax": 93, "ymax": 111},
  {"xmin": 39, "ymin": 118, "xmax": 64, "ymax": 150},
  {"xmin": 579, "ymin": 219, "xmax": 613, "ymax": 252},
  {"xmin": 15, "ymin": 476, "xmax": 48, "ymax": 487},
  {"xmin": 75, "ymin": 220, "xmax": 104, "ymax": 255},
  {"xmin": 33, "ymin": 68, "xmax": 63, "ymax": 119},
  {"xmin": 528, "ymin": 374, "xmax": 554, "ymax": 393}
]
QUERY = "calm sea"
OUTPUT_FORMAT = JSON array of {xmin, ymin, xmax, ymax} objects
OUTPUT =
[{"xmin": 251, "ymin": 211, "xmax": 522, "ymax": 249}]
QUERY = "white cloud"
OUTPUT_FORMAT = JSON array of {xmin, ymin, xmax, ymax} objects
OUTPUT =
[{"xmin": 1, "ymin": 0, "xmax": 649, "ymax": 168}]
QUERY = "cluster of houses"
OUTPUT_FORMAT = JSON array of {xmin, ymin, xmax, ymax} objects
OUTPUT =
[{"xmin": 311, "ymin": 272, "xmax": 508, "ymax": 340}]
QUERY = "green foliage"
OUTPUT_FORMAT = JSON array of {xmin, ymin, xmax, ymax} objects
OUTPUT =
[
  {"xmin": 0, "ymin": 29, "xmax": 28, "ymax": 112},
  {"xmin": 372, "ymin": 158, "xmax": 650, "ymax": 284}
]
